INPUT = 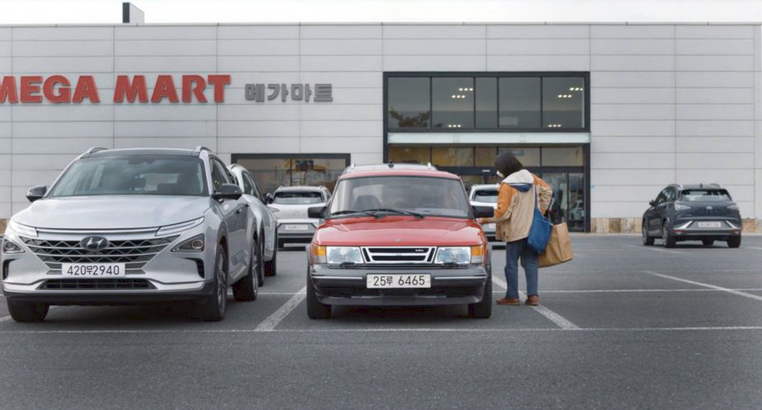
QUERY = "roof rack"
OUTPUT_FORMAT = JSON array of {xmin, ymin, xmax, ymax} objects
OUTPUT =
[
  {"xmin": 85, "ymin": 147, "xmax": 108, "ymax": 154},
  {"xmin": 193, "ymin": 146, "xmax": 213, "ymax": 155}
]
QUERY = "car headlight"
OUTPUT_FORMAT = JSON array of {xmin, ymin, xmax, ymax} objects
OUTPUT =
[
  {"xmin": 8, "ymin": 220, "xmax": 37, "ymax": 238},
  {"xmin": 674, "ymin": 204, "xmax": 690, "ymax": 211},
  {"xmin": 156, "ymin": 217, "xmax": 205, "ymax": 236},
  {"xmin": 728, "ymin": 204, "xmax": 740, "ymax": 211},
  {"xmin": 435, "ymin": 247, "xmax": 471, "ymax": 265},
  {"xmin": 172, "ymin": 234, "xmax": 205, "ymax": 252},
  {"xmin": 326, "ymin": 246, "xmax": 363, "ymax": 265},
  {"xmin": 2, "ymin": 238, "xmax": 24, "ymax": 254}
]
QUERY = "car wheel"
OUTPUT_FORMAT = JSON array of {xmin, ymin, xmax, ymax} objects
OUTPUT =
[
  {"xmin": 306, "ymin": 268, "xmax": 330, "ymax": 319},
  {"xmin": 7, "ymin": 300, "xmax": 49, "ymax": 322},
  {"xmin": 662, "ymin": 222, "xmax": 676, "ymax": 248},
  {"xmin": 702, "ymin": 238, "xmax": 715, "ymax": 247},
  {"xmin": 233, "ymin": 239, "xmax": 260, "ymax": 302},
  {"xmin": 727, "ymin": 236, "xmax": 742, "ymax": 248},
  {"xmin": 265, "ymin": 233, "xmax": 278, "ymax": 277},
  {"xmin": 642, "ymin": 222, "xmax": 654, "ymax": 246},
  {"xmin": 468, "ymin": 271, "xmax": 492, "ymax": 319},
  {"xmin": 195, "ymin": 244, "xmax": 227, "ymax": 321}
]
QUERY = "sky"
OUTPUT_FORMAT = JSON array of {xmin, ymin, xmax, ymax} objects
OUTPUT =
[{"xmin": 0, "ymin": 0, "xmax": 761, "ymax": 24}]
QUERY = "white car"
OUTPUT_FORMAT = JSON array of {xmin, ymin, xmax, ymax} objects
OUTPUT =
[
  {"xmin": 469, "ymin": 184, "xmax": 499, "ymax": 241},
  {"xmin": 265, "ymin": 186, "xmax": 331, "ymax": 248},
  {"xmin": 228, "ymin": 164, "xmax": 279, "ymax": 281}
]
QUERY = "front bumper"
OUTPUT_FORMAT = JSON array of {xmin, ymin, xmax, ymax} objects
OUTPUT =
[
  {"xmin": 309, "ymin": 264, "xmax": 489, "ymax": 306},
  {"xmin": 3, "ymin": 281, "xmax": 214, "ymax": 305}
]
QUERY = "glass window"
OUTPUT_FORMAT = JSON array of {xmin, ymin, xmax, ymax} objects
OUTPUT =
[
  {"xmin": 242, "ymin": 173, "xmax": 254, "ymax": 196},
  {"xmin": 475, "ymin": 147, "xmax": 497, "ymax": 166},
  {"xmin": 541, "ymin": 147, "xmax": 584, "ymax": 167},
  {"xmin": 472, "ymin": 188, "xmax": 499, "ymax": 203},
  {"xmin": 49, "ymin": 155, "xmax": 208, "ymax": 197},
  {"xmin": 388, "ymin": 78, "xmax": 430, "ymax": 129},
  {"xmin": 388, "ymin": 146, "xmax": 431, "ymax": 164},
  {"xmin": 245, "ymin": 174, "xmax": 262, "ymax": 200},
  {"xmin": 542, "ymin": 77, "xmax": 585, "ymax": 129},
  {"xmin": 497, "ymin": 147, "xmax": 541, "ymax": 167},
  {"xmin": 432, "ymin": 147, "xmax": 474, "ymax": 167},
  {"xmin": 475, "ymin": 78, "xmax": 497, "ymax": 129},
  {"xmin": 499, "ymin": 78, "xmax": 540, "ymax": 129},
  {"xmin": 210, "ymin": 160, "xmax": 229, "ymax": 193},
  {"xmin": 432, "ymin": 77, "xmax": 474, "ymax": 130},
  {"xmin": 680, "ymin": 189, "xmax": 731, "ymax": 202},
  {"xmin": 273, "ymin": 191, "xmax": 324, "ymax": 205},
  {"xmin": 568, "ymin": 173, "xmax": 585, "ymax": 231}
]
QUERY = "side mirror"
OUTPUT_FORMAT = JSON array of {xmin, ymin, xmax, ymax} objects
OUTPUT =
[
  {"xmin": 472, "ymin": 205, "xmax": 494, "ymax": 219},
  {"xmin": 212, "ymin": 183, "xmax": 243, "ymax": 201},
  {"xmin": 308, "ymin": 206, "xmax": 327, "ymax": 219},
  {"xmin": 649, "ymin": 200, "xmax": 657, "ymax": 207},
  {"xmin": 264, "ymin": 193, "xmax": 274, "ymax": 204},
  {"xmin": 26, "ymin": 185, "xmax": 47, "ymax": 202}
]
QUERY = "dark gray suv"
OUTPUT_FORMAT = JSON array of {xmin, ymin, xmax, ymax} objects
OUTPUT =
[{"xmin": 642, "ymin": 184, "xmax": 742, "ymax": 248}]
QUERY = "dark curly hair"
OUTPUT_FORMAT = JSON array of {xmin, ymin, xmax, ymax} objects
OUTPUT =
[{"xmin": 494, "ymin": 152, "xmax": 524, "ymax": 178}]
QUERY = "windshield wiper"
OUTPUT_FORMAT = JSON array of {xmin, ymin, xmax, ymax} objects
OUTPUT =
[
  {"xmin": 329, "ymin": 210, "xmax": 376, "ymax": 217},
  {"xmin": 364, "ymin": 208, "xmax": 425, "ymax": 219}
]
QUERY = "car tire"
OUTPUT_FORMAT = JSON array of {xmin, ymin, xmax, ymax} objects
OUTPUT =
[
  {"xmin": 7, "ymin": 300, "xmax": 49, "ymax": 322},
  {"xmin": 642, "ymin": 222, "xmax": 654, "ymax": 246},
  {"xmin": 265, "ymin": 233, "xmax": 278, "ymax": 277},
  {"xmin": 468, "ymin": 271, "xmax": 492, "ymax": 319},
  {"xmin": 233, "ymin": 239, "xmax": 260, "ymax": 302},
  {"xmin": 702, "ymin": 238, "xmax": 715, "ymax": 247},
  {"xmin": 727, "ymin": 236, "xmax": 742, "ymax": 248},
  {"xmin": 306, "ymin": 269, "xmax": 330, "ymax": 319},
  {"xmin": 662, "ymin": 222, "xmax": 676, "ymax": 248},
  {"xmin": 195, "ymin": 244, "xmax": 227, "ymax": 321}
]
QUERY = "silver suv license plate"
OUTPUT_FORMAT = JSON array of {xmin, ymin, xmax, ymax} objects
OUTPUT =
[
  {"xmin": 367, "ymin": 274, "xmax": 431, "ymax": 289},
  {"xmin": 61, "ymin": 263, "xmax": 126, "ymax": 278}
]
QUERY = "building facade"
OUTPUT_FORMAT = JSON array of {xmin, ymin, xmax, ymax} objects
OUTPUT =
[{"xmin": 1, "ymin": 22, "xmax": 761, "ymax": 233}]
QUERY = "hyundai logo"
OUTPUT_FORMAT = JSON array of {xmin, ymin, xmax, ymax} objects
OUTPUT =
[
  {"xmin": 706, "ymin": 206, "xmax": 714, "ymax": 211},
  {"xmin": 80, "ymin": 236, "xmax": 109, "ymax": 251}
]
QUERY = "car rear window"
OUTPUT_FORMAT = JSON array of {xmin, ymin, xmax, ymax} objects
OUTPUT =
[
  {"xmin": 680, "ymin": 189, "xmax": 731, "ymax": 202},
  {"xmin": 273, "ymin": 191, "xmax": 323, "ymax": 205},
  {"xmin": 473, "ymin": 189, "xmax": 498, "ymax": 203}
]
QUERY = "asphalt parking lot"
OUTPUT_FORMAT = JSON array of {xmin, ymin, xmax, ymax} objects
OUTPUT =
[{"xmin": 0, "ymin": 236, "xmax": 760, "ymax": 409}]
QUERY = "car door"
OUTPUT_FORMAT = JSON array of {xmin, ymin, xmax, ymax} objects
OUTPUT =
[{"xmin": 211, "ymin": 158, "xmax": 247, "ymax": 279}]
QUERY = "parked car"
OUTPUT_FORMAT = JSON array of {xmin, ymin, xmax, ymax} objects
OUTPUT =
[
  {"xmin": 642, "ymin": 184, "xmax": 742, "ymax": 248},
  {"xmin": 228, "ymin": 164, "xmax": 278, "ymax": 280},
  {"xmin": 305, "ymin": 164, "xmax": 494, "ymax": 319},
  {"xmin": 266, "ymin": 186, "xmax": 331, "ymax": 248},
  {"xmin": 1, "ymin": 146, "xmax": 260, "ymax": 322},
  {"xmin": 469, "ymin": 184, "xmax": 499, "ymax": 241}
]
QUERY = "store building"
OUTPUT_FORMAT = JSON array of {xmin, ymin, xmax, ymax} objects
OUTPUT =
[{"xmin": 1, "ymin": 19, "xmax": 761, "ymax": 233}]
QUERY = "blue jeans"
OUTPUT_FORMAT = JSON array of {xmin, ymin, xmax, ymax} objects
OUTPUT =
[{"xmin": 504, "ymin": 239, "xmax": 539, "ymax": 299}]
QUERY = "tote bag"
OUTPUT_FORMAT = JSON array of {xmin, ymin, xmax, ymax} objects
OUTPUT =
[
  {"xmin": 527, "ymin": 185, "xmax": 552, "ymax": 255},
  {"xmin": 538, "ymin": 222, "xmax": 574, "ymax": 268}
]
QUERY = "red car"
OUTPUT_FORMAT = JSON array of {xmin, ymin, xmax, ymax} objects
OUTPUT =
[{"xmin": 306, "ymin": 164, "xmax": 494, "ymax": 319}]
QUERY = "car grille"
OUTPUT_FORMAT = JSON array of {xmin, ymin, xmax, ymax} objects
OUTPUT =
[
  {"xmin": 362, "ymin": 247, "xmax": 436, "ymax": 264},
  {"xmin": 21, "ymin": 236, "xmax": 179, "ymax": 274},
  {"xmin": 41, "ymin": 279, "xmax": 155, "ymax": 290}
]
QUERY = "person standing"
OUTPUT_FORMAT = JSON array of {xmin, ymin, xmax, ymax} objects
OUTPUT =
[{"xmin": 479, "ymin": 153, "xmax": 552, "ymax": 306}]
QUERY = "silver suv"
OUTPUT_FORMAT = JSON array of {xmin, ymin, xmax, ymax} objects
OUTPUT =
[{"xmin": 1, "ymin": 147, "xmax": 259, "ymax": 322}]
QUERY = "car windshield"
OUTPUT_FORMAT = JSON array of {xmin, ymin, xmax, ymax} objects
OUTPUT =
[
  {"xmin": 329, "ymin": 176, "xmax": 470, "ymax": 218},
  {"xmin": 48, "ymin": 155, "xmax": 207, "ymax": 197},
  {"xmin": 274, "ymin": 191, "xmax": 324, "ymax": 205},
  {"xmin": 680, "ymin": 189, "xmax": 731, "ymax": 202},
  {"xmin": 473, "ymin": 189, "xmax": 498, "ymax": 203}
]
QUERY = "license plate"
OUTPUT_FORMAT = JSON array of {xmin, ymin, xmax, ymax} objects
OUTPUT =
[
  {"xmin": 698, "ymin": 222, "xmax": 722, "ymax": 228},
  {"xmin": 284, "ymin": 224, "xmax": 309, "ymax": 231},
  {"xmin": 61, "ymin": 263, "xmax": 126, "ymax": 278},
  {"xmin": 367, "ymin": 274, "xmax": 431, "ymax": 289},
  {"xmin": 485, "ymin": 223, "xmax": 496, "ymax": 230}
]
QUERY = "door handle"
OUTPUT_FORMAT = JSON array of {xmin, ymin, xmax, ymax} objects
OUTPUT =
[{"xmin": 236, "ymin": 206, "xmax": 244, "ymax": 214}]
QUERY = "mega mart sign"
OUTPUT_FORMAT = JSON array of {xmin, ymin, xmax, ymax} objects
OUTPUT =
[{"xmin": 0, "ymin": 74, "xmax": 232, "ymax": 104}]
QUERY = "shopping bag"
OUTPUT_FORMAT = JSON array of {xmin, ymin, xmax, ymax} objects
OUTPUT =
[
  {"xmin": 527, "ymin": 186, "xmax": 552, "ymax": 254},
  {"xmin": 538, "ymin": 223, "xmax": 574, "ymax": 268}
]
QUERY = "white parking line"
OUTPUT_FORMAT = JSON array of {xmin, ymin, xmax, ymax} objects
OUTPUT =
[
  {"xmin": 254, "ymin": 286, "xmax": 306, "ymax": 331},
  {"xmin": 492, "ymin": 275, "xmax": 580, "ymax": 330},
  {"xmin": 643, "ymin": 271, "xmax": 762, "ymax": 302},
  {"xmin": 0, "ymin": 326, "xmax": 760, "ymax": 335},
  {"xmin": 0, "ymin": 315, "xmax": 10, "ymax": 323},
  {"xmin": 625, "ymin": 245, "xmax": 690, "ymax": 255}
]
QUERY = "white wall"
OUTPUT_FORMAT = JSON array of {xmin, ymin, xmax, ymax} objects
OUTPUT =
[{"xmin": 0, "ymin": 23, "xmax": 760, "ymax": 222}]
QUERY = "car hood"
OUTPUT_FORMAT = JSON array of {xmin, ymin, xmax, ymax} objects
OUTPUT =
[
  {"xmin": 314, "ymin": 216, "xmax": 485, "ymax": 246},
  {"xmin": 13, "ymin": 196, "xmax": 212, "ymax": 230}
]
